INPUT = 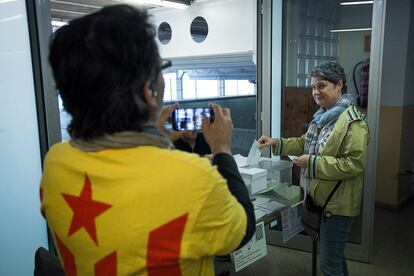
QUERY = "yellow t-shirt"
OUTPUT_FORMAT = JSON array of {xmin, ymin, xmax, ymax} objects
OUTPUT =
[{"xmin": 40, "ymin": 141, "xmax": 246, "ymax": 276}]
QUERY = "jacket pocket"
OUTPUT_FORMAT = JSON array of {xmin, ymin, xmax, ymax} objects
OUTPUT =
[{"xmin": 313, "ymin": 179, "xmax": 339, "ymax": 207}]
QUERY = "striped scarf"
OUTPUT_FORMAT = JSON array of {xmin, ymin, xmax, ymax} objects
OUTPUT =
[{"xmin": 301, "ymin": 94, "xmax": 353, "ymax": 190}]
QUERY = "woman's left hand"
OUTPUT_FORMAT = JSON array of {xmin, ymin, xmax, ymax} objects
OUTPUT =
[
  {"xmin": 156, "ymin": 102, "xmax": 179, "ymax": 129},
  {"xmin": 156, "ymin": 102, "xmax": 184, "ymax": 142},
  {"xmin": 292, "ymin": 154, "xmax": 309, "ymax": 168}
]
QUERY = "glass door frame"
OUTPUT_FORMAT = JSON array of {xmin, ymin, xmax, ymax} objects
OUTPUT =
[
  {"xmin": 27, "ymin": 0, "xmax": 62, "ymax": 254},
  {"xmin": 257, "ymin": 0, "xmax": 386, "ymax": 263}
]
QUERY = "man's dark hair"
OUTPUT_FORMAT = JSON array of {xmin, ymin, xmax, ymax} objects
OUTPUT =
[
  {"xmin": 49, "ymin": 5, "xmax": 160, "ymax": 140},
  {"xmin": 309, "ymin": 61, "xmax": 347, "ymax": 93}
]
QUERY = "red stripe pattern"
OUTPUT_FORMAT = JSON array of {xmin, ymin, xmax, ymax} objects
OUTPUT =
[
  {"xmin": 146, "ymin": 214, "xmax": 189, "ymax": 276},
  {"xmin": 95, "ymin": 251, "xmax": 117, "ymax": 276},
  {"xmin": 55, "ymin": 233, "xmax": 77, "ymax": 276}
]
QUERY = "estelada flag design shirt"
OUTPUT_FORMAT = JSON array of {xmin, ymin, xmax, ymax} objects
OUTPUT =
[{"xmin": 40, "ymin": 142, "xmax": 247, "ymax": 276}]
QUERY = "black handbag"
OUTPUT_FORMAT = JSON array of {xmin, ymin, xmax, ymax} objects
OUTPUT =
[{"xmin": 301, "ymin": 181, "xmax": 342, "ymax": 240}]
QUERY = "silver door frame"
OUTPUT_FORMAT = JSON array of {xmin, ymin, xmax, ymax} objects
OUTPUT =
[
  {"xmin": 258, "ymin": 0, "xmax": 386, "ymax": 263},
  {"xmin": 27, "ymin": 0, "xmax": 62, "ymax": 153},
  {"xmin": 27, "ymin": 0, "xmax": 62, "ymax": 254}
]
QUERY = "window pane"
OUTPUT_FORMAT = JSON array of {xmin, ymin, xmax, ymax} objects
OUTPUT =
[
  {"xmin": 237, "ymin": 80, "xmax": 255, "ymax": 95},
  {"xmin": 163, "ymin": 72, "xmax": 177, "ymax": 102},
  {"xmin": 182, "ymin": 73, "xmax": 196, "ymax": 99},
  {"xmin": 196, "ymin": 80, "xmax": 219, "ymax": 98},
  {"xmin": 224, "ymin": 80, "xmax": 238, "ymax": 96}
]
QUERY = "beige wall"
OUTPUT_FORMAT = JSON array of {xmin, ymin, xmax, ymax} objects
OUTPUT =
[
  {"xmin": 398, "ymin": 106, "xmax": 414, "ymax": 201},
  {"xmin": 376, "ymin": 105, "xmax": 414, "ymax": 208},
  {"xmin": 375, "ymin": 0, "xmax": 413, "ymax": 209}
]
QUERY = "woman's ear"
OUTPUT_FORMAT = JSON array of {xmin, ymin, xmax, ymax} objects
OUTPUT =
[
  {"xmin": 143, "ymin": 81, "xmax": 158, "ymax": 110},
  {"xmin": 337, "ymin": 79, "xmax": 344, "ymax": 92}
]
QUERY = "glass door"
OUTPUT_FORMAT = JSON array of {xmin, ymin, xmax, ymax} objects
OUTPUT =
[{"xmin": 258, "ymin": 0, "xmax": 385, "ymax": 262}]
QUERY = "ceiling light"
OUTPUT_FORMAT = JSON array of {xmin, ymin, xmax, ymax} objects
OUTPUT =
[
  {"xmin": 0, "ymin": 0, "xmax": 17, "ymax": 4},
  {"xmin": 0, "ymin": 15, "xmax": 21, "ymax": 22},
  {"xmin": 340, "ymin": 1, "xmax": 373, "ymax": 5},
  {"xmin": 134, "ymin": 0, "xmax": 188, "ymax": 9},
  {"xmin": 330, "ymin": 28, "xmax": 372, "ymax": 32},
  {"xmin": 51, "ymin": 20, "xmax": 67, "ymax": 27}
]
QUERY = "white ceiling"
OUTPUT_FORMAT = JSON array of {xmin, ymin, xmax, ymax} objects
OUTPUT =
[{"xmin": 50, "ymin": 0, "xmax": 191, "ymax": 22}]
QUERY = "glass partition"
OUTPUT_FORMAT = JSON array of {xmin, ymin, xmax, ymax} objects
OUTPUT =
[{"xmin": 260, "ymin": 0, "xmax": 381, "ymax": 262}]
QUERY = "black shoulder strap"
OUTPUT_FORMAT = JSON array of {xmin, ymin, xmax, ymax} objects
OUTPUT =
[{"xmin": 321, "ymin": 180, "xmax": 342, "ymax": 211}]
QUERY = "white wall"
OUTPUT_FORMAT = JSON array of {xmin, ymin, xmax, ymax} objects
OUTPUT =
[
  {"xmin": 339, "ymin": 3, "xmax": 372, "ymax": 30},
  {"xmin": 0, "ymin": 1, "xmax": 48, "ymax": 275},
  {"xmin": 149, "ymin": 0, "xmax": 256, "ymax": 59},
  {"xmin": 380, "ymin": 0, "xmax": 411, "ymax": 106},
  {"xmin": 338, "ymin": 4, "xmax": 372, "ymax": 100},
  {"xmin": 339, "ymin": 31, "xmax": 371, "ymax": 98}
]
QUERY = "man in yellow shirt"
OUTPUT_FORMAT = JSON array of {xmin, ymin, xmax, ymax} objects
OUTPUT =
[{"xmin": 40, "ymin": 4, "xmax": 255, "ymax": 276}]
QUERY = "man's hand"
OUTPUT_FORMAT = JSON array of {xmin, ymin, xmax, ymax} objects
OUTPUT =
[
  {"xmin": 257, "ymin": 135, "xmax": 276, "ymax": 148},
  {"xmin": 292, "ymin": 154, "xmax": 309, "ymax": 168},
  {"xmin": 202, "ymin": 104, "xmax": 233, "ymax": 156}
]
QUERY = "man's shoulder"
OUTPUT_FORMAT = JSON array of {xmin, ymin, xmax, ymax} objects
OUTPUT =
[
  {"xmin": 156, "ymin": 147, "xmax": 215, "ymax": 172},
  {"xmin": 45, "ymin": 141, "xmax": 72, "ymax": 160}
]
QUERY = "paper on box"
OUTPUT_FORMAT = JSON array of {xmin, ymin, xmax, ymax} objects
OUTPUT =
[{"xmin": 247, "ymin": 140, "xmax": 262, "ymax": 167}]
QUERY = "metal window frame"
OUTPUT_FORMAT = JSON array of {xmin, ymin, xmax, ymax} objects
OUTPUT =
[{"xmin": 257, "ymin": 0, "xmax": 273, "ymax": 157}]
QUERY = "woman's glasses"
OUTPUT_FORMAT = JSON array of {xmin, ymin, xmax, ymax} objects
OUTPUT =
[{"xmin": 160, "ymin": 59, "xmax": 172, "ymax": 70}]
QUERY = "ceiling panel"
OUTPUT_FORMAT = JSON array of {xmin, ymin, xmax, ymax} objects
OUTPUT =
[{"xmin": 51, "ymin": 0, "xmax": 191, "ymax": 22}]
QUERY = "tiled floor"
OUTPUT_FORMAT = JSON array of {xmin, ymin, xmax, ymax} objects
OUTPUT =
[{"xmin": 215, "ymin": 199, "xmax": 414, "ymax": 275}]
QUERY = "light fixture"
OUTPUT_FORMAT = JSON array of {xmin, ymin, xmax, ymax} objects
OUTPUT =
[
  {"xmin": 340, "ymin": 1, "xmax": 373, "ymax": 5},
  {"xmin": 134, "ymin": 0, "xmax": 189, "ymax": 10},
  {"xmin": 0, "ymin": 0, "xmax": 17, "ymax": 4},
  {"xmin": 0, "ymin": 15, "xmax": 21, "ymax": 23},
  {"xmin": 330, "ymin": 28, "xmax": 372, "ymax": 32},
  {"xmin": 51, "ymin": 20, "xmax": 67, "ymax": 27}
]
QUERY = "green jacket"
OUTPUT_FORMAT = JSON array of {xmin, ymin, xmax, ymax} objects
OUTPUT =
[{"xmin": 272, "ymin": 105, "xmax": 369, "ymax": 217}]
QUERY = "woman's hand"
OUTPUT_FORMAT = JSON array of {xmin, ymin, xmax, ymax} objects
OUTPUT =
[
  {"xmin": 156, "ymin": 102, "xmax": 185, "ymax": 142},
  {"xmin": 257, "ymin": 135, "xmax": 276, "ymax": 148},
  {"xmin": 202, "ymin": 104, "xmax": 233, "ymax": 156},
  {"xmin": 292, "ymin": 154, "xmax": 309, "ymax": 168},
  {"xmin": 204, "ymin": 154, "xmax": 214, "ymax": 162},
  {"xmin": 156, "ymin": 102, "xmax": 179, "ymax": 130}
]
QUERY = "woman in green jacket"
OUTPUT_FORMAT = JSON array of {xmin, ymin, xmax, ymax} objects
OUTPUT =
[{"xmin": 259, "ymin": 61, "xmax": 369, "ymax": 276}]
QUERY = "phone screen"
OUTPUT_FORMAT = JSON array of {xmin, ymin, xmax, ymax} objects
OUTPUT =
[{"xmin": 172, "ymin": 108, "xmax": 214, "ymax": 131}]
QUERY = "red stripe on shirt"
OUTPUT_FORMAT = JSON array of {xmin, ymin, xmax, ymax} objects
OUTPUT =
[
  {"xmin": 146, "ymin": 213, "xmax": 189, "ymax": 276},
  {"xmin": 95, "ymin": 251, "xmax": 117, "ymax": 276},
  {"xmin": 55, "ymin": 233, "xmax": 77, "ymax": 276}
]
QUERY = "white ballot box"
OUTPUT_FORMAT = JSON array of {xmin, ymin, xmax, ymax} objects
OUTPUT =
[
  {"xmin": 239, "ymin": 167, "xmax": 267, "ymax": 197},
  {"xmin": 256, "ymin": 157, "xmax": 293, "ymax": 187}
]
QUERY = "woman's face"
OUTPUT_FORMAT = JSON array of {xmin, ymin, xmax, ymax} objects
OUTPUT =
[{"xmin": 311, "ymin": 77, "xmax": 343, "ymax": 109}]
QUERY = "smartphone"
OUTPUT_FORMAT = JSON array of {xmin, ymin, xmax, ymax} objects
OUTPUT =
[{"xmin": 171, "ymin": 108, "xmax": 215, "ymax": 131}]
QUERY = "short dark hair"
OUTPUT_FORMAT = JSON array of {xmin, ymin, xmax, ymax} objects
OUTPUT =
[
  {"xmin": 309, "ymin": 61, "xmax": 347, "ymax": 93},
  {"xmin": 49, "ymin": 5, "xmax": 160, "ymax": 140}
]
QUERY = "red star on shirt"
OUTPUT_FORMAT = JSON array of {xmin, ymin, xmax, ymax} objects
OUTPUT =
[{"xmin": 62, "ymin": 173, "xmax": 112, "ymax": 246}]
